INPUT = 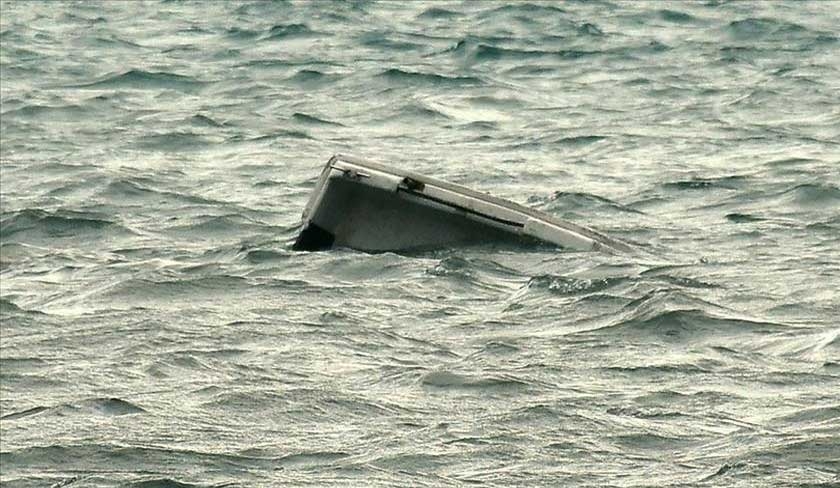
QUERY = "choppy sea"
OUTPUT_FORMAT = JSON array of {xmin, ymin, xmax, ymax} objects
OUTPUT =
[{"xmin": 1, "ymin": 1, "xmax": 839, "ymax": 486}]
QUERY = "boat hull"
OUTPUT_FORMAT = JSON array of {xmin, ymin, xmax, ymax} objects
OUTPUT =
[{"xmin": 293, "ymin": 155, "xmax": 632, "ymax": 253}]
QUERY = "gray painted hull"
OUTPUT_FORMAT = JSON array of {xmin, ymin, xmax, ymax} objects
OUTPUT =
[{"xmin": 293, "ymin": 155, "xmax": 632, "ymax": 253}]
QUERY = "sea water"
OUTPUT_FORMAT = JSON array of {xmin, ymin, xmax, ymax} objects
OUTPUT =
[{"xmin": 1, "ymin": 1, "xmax": 839, "ymax": 486}]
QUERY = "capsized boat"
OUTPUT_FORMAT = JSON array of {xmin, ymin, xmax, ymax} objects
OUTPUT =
[{"xmin": 293, "ymin": 154, "xmax": 632, "ymax": 253}]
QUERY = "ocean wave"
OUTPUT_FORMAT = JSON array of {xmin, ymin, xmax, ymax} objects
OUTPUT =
[
  {"xmin": 460, "ymin": 121, "xmax": 499, "ymax": 132},
  {"xmin": 242, "ymin": 248, "xmax": 293, "ymax": 264},
  {"xmin": 806, "ymin": 217, "xmax": 840, "ymax": 233},
  {"xmin": 274, "ymin": 450, "xmax": 350, "ymax": 469},
  {"xmin": 263, "ymin": 23, "xmax": 318, "ymax": 41},
  {"xmin": 777, "ymin": 183, "xmax": 840, "ymax": 206},
  {"xmin": 417, "ymin": 7, "xmax": 462, "ymax": 20},
  {"xmin": 0, "ymin": 297, "xmax": 23, "ymax": 313},
  {"xmin": 477, "ymin": 341, "xmax": 521, "ymax": 355},
  {"xmin": 101, "ymin": 275, "xmax": 250, "ymax": 299},
  {"xmin": 423, "ymin": 255, "xmax": 522, "ymax": 297},
  {"xmin": 126, "ymin": 479, "xmax": 216, "ymax": 488},
  {"xmin": 377, "ymin": 68, "xmax": 484, "ymax": 86},
  {"xmin": 1, "ymin": 442, "xmax": 287, "ymax": 475},
  {"xmin": 285, "ymin": 69, "xmax": 342, "ymax": 86},
  {"xmin": 639, "ymin": 266, "xmax": 722, "ymax": 289},
  {"xmin": 97, "ymin": 274, "xmax": 317, "ymax": 305},
  {"xmin": 526, "ymin": 274, "xmax": 628, "ymax": 296},
  {"xmin": 1, "ymin": 103, "xmax": 91, "ymax": 121},
  {"xmin": 661, "ymin": 175, "xmax": 751, "ymax": 191},
  {"xmin": 605, "ymin": 308, "xmax": 783, "ymax": 340},
  {"xmin": 235, "ymin": 58, "xmax": 298, "ymax": 70},
  {"xmin": 582, "ymin": 289, "xmax": 787, "ymax": 341},
  {"xmin": 134, "ymin": 132, "xmax": 217, "ymax": 152},
  {"xmin": 720, "ymin": 436, "xmax": 840, "ymax": 477},
  {"xmin": 771, "ymin": 404, "xmax": 840, "ymax": 426},
  {"xmin": 716, "ymin": 183, "xmax": 840, "ymax": 217},
  {"xmin": 480, "ymin": 3, "xmax": 568, "ymax": 18},
  {"xmin": 0, "ymin": 405, "xmax": 49, "ymax": 421},
  {"xmin": 725, "ymin": 212, "xmax": 765, "ymax": 223},
  {"xmin": 601, "ymin": 362, "xmax": 714, "ymax": 375},
  {"xmin": 420, "ymin": 370, "xmax": 530, "ymax": 391},
  {"xmin": 754, "ymin": 327, "xmax": 840, "ymax": 360},
  {"xmin": 198, "ymin": 389, "xmax": 284, "ymax": 411},
  {"xmin": 73, "ymin": 69, "xmax": 209, "ymax": 92},
  {"xmin": 635, "ymin": 388, "xmax": 744, "ymax": 405},
  {"xmin": 657, "ymin": 9, "xmax": 697, "ymax": 24},
  {"xmin": 387, "ymin": 102, "xmax": 452, "ymax": 122},
  {"xmin": 58, "ymin": 12, "xmax": 107, "ymax": 25},
  {"xmin": 425, "ymin": 256, "xmax": 473, "ymax": 280},
  {"xmin": 609, "ymin": 431, "xmax": 693, "ymax": 451},
  {"xmin": 28, "ymin": 161, "xmax": 102, "ymax": 175},
  {"xmin": 357, "ymin": 32, "xmax": 426, "ymax": 52},
  {"xmin": 189, "ymin": 114, "xmax": 226, "ymax": 128},
  {"xmin": 726, "ymin": 17, "xmax": 808, "ymax": 41},
  {"xmin": 443, "ymin": 38, "xmax": 602, "ymax": 64},
  {"xmin": 577, "ymin": 22, "xmax": 605, "ymax": 36},
  {"xmin": 0, "ymin": 208, "xmax": 130, "ymax": 239},
  {"xmin": 90, "ymin": 35, "xmax": 144, "ymax": 50},
  {"xmin": 533, "ymin": 190, "xmax": 642, "ymax": 215},
  {"xmin": 1, "ymin": 398, "xmax": 145, "ymax": 421},
  {"xmin": 224, "ymin": 26, "xmax": 261, "ymax": 40},
  {"xmin": 470, "ymin": 45, "xmax": 558, "ymax": 62},
  {"xmin": 291, "ymin": 112, "xmax": 344, "ymax": 127},
  {"xmin": 552, "ymin": 135, "xmax": 608, "ymax": 145},
  {"xmin": 97, "ymin": 178, "xmax": 223, "ymax": 206},
  {"xmin": 0, "ymin": 297, "xmax": 47, "ymax": 316},
  {"xmin": 764, "ymin": 157, "xmax": 826, "ymax": 169},
  {"xmin": 234, "ymin": 0, "xmax": 295, "ymax": 17},
  {"xmin": 164, "ymin": 214, "xmax": 273, "ymax": 234},
  {"xmin": 245, "ymin": 129, "xmax": 315, "ymax": 142}
]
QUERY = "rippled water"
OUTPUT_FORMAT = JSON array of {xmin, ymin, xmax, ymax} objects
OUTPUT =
[{"xmin": 1, "ymin": 1, "xmax": 839, "ymax": 487}]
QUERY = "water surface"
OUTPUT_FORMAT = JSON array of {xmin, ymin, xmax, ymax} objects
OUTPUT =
[{"xmin": 1, "ymin": 1, "xmax": 839, "ymax": 487}]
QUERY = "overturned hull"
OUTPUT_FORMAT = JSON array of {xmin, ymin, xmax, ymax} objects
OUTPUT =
[{"xmin": 293, "ymin": 155, "xmax": 632, "ymax": 253}]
